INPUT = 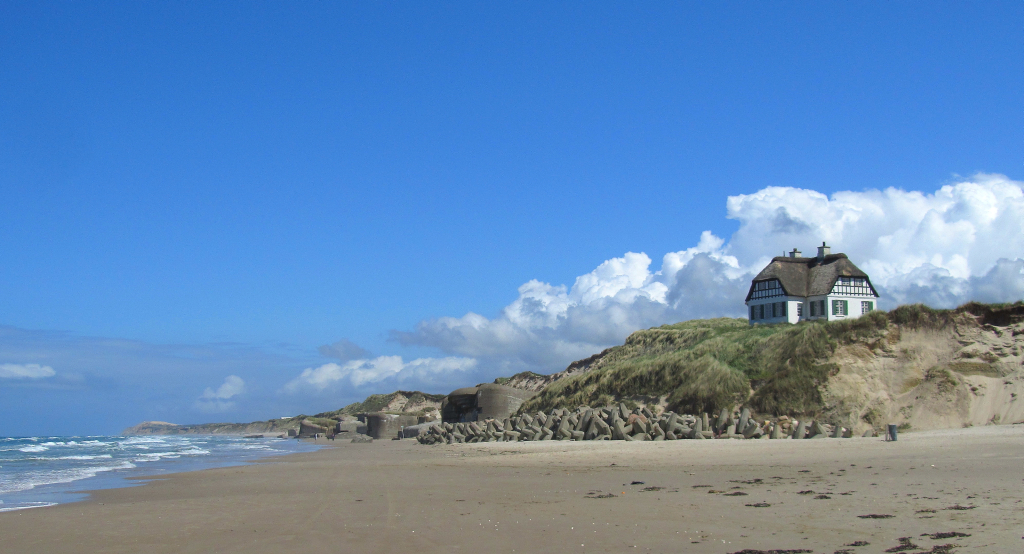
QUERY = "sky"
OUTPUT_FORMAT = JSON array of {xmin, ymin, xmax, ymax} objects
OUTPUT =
[{"xmin": 1, "ymin": 2, "xmax": 1022, "ymax": 436}]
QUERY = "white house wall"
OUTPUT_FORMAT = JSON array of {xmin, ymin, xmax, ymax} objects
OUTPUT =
[
  {"xmin": 747, "ymin": 295, "xmax": 876, "ymax": 324},
  {"xmin": 746, "ymin": 298, "xmax": 800, "ymax": 325}
]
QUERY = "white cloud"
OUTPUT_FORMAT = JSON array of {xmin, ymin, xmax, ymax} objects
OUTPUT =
[
  {"xmin": 0, "ymin": 363, "xmax": 56, "ymax": 379},
  {"xmin": 196, "ymin": 375, "xmax": 245, "ymax": 412},
  {"xmin": 284, "ymin": 356, "xmax": 478, "ymax": 392},
  {"xmin": 395, "ymin": 173, "xmax": 1024, "ymax": 374}
]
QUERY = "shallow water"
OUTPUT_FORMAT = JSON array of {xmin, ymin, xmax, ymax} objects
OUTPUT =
[{"xmin": 0, "ymin": 434, "xmax": 319, "ymax": 511}]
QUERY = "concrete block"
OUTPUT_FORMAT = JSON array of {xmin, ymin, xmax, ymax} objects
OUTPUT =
[
  {"xmin": 612, "ymin": 419, "xmax": 628, "ymax": 441},
  {"xmin": 717, "ymin": 408, "xmax": 730, "ymax": 434},
  {"xmin": 578, "ymin": 409, "xmax": 593, "ymax": 431},
  {"xmin": 664, "ymin": 413, "xmax": 678, "ymax": 432},
  {"xmin": 619, "ymin": 403, "xmax": 631, "ymax": 421}
]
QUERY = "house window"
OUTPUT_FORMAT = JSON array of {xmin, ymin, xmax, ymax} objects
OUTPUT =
[
  {"xmin": 779, "ymin": 302, "xmax": 787, "ymax": 317},
  {"xmin": 832, "ymin": 299, "xmax": 848, "ymax": 316},
  {"xmin": 797, "ymin": 303, "xmax": 803, "ymax": 317},
  {"xmin": 861, "ymin": 301, "xmax": 873, "ymax": 314},
  {"xmin": 758, "ymin": 304, "xmax": 765, "ymax": 319}
]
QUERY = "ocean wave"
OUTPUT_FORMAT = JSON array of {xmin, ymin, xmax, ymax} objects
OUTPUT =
[
  {"xmin": 176, "ymin": 448, "xmax": 210, "ymax": 456},
  {"xmin": 132, "ymin": 447, "xmax": 209, "ymax": 463},
  {"xmin": 231, "ymin": 444, "xmax": 273, "ymax": 450},
  {"xmin": 38, "ymin": 440, "xmax": 111, "ymax": 448},
  {"xmin": 27, "ymin": 454, "xmax": 115, "ymax": 461},
  {"xmin": 17, "ymin": 445, "xmax": 48, "ymax": 453},
  {"xmin": 119, "ymin": 436, "xmax": 169, "ymax": 445},
  {"xmin": 0, "ymin": 461, "xmax": 136, "ymax": 495},
  {"xmin": 0, "ymin": 502, "xmax": 58, "ymax": 512}
]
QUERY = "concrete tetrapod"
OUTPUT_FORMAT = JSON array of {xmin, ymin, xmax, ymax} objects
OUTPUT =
[{"xmin": 414, "ymin": 404, "xmax": 858, "ymax": 445}]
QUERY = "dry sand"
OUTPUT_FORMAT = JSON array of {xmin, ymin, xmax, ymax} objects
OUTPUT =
[{"xmin": 2, "ymin": 426, "xmax": 1022, "ymax": 554}]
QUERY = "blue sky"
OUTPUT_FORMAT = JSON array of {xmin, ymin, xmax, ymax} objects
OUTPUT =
[{"xmin": 1, "ymin": 3, "xmax": 1022, "ymax": 435}]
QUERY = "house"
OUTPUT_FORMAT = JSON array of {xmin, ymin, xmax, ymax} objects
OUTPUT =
[{"xmin": 745, "ymin": 242, "xmax": 879, "ymax": 324}]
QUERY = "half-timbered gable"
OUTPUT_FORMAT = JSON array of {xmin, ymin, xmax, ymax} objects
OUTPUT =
[{"xmin": 745, "ymin": 243, "xmax": 880, "ymax": 324}]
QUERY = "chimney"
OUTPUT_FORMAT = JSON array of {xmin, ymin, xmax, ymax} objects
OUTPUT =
[
  {"xmin": 816, "ymin": 242, "xmax": 830, "ymax": 260},
  {"xmin": 789, "ymin": 248, "xmax": 802, "ymax": 258}
]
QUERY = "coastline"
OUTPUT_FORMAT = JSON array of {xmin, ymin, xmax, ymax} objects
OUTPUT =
[{"xmin": 1, "ymin": 426, "xmax": 1021, "ymax": 553}]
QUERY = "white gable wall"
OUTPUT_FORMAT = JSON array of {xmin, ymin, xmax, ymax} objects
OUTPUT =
[{"xmin": 823, "ymin": 294, "xmax": 876, "ymax": 321}]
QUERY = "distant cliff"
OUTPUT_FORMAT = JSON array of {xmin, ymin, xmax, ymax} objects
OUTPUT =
[
  {"xmin": 122, "ymin": 418, "xmax": 302, "ymax": 436},
  {"xmin": 122, "ymin": 390, "xmax": 446, "ymax": 436}
]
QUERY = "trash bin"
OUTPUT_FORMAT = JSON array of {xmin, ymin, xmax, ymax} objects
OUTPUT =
[{"xmin": 885, "ymin": 424, "xmax": 898, "ymax": 441}]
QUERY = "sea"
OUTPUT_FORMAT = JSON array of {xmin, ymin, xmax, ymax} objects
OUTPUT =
[{"xmin": 0, "ymin": 434, "xmax": 320, "ymax": 512}]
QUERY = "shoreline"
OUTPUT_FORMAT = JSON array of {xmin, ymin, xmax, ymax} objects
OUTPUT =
[
  {"xmin": 1, "ymin": 425, "xmax": 1021, "ymax": 553},
  {"xmin": 0, "ymin": 435, "xmax": 321, "ymax": 513}
]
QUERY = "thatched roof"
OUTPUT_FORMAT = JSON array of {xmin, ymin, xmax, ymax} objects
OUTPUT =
[{"xmin": 745, "ymin": 253, "xmax": 877, "ymax": 300}]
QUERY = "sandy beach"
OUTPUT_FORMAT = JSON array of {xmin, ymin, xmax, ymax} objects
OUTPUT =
[{"xmin": 2, "ymin": 426, "xmax": 1022, "ymax": 554}]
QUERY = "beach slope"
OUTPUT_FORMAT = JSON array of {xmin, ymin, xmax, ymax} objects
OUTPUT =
[{"xmin": 2, "ymin": 425, "xmax": 1022, "ymax": 553}]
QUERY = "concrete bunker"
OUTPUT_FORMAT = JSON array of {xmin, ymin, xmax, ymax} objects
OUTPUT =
[
  {"xmin": 440, "ymin": 383, "xmax": 537, "ymax": 423},
  {"xmin": 365, "ymin": 413, "xmax": 419, "ymax": 439}
]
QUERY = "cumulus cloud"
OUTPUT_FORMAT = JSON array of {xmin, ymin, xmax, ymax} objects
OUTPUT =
[
  {"xmin": 395, "ymin": 173, "xmax": 1024, "ymax": 375},
  {"xmin": 317, "ymin": 338, "xmax": 370, "ymax": 361},
  {"xmin": 0, "ymin": 363, "xmax": 56, "ymax": 379},
  {"xmin": 196, "ymin": 375, "xmax": 245, "ymax": 412},
  {"xmin": 285, "ymin": 356, "xmax": 478, "ymax": 393}
]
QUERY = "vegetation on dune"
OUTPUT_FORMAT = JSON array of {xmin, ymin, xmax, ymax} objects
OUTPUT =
[
  {"xmin": 314, "ymin": 390, "xmax": 446, "ymax": 419},
  {"xmin": 521, "ymin": 303, "xmax": 1015, "ymax": 418},
  {"xmin": 493, "ymin": 371, "xmax": 545, "ymax": 385}
]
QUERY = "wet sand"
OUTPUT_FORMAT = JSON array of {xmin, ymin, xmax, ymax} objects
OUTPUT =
[{"xmin": 2, "ymin": 425, "xmax": 1022, "ymax": 553}]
